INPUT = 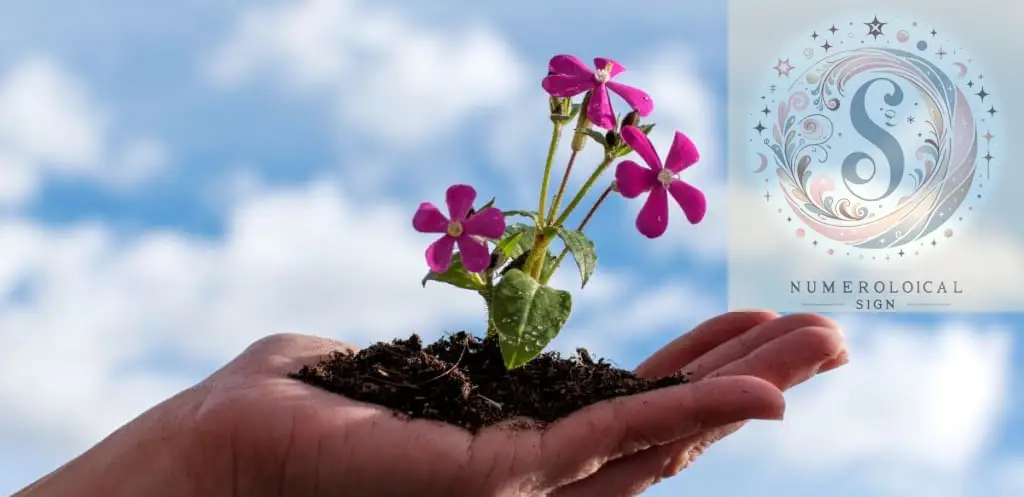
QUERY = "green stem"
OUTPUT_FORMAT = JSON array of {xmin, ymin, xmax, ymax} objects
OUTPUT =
[
  {"xmin": 538, "ymin": 123, "xmax": 564, "ymax": 225},
  {"xmin": 540, "ymin": 183, "xmax": 614, "ymax": 284},
  {"xmin": 545, "ymin": 149, "xmax": 579, "ymax": 225},
  {"xmin": 552, "ymin": 155, "xmax": 613, "ymax": 228}
]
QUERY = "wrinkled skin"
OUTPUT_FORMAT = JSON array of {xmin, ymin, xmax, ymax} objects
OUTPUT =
[{"xmin": 16, "ymin": 311, "xmax": 846, "ymax": 497}]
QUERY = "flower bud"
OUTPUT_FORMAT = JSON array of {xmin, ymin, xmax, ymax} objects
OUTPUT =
[
  {"xmin": 549, "ymin": 95, "xmax": 562, "ymax": 115},
  {"xmin": 622, "ymin": 110, "xmax": 640, "ymax": 128},
  {"xmin": 610, "ymin": 180, "xmax": 619, "ymax": 193},
  {"xmin": 571, "ymin": 125, "xmax": 588, "ymax": 151},
  {"xmin": 605, "ymin": 130, "xmax": 619, "ymax": 148}
]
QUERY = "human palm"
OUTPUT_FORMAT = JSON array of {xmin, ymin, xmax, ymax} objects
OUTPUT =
[{"xmin": 186, "ymin": 311, "xmax": 845, "ymax": 497}]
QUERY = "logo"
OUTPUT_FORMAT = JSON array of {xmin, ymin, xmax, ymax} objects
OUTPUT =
[{"xmin": 746, "ymin": 15, "xmax": 1002, "ymax": 262}]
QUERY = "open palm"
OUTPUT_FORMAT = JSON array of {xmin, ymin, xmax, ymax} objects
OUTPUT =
[{"xmin": 187, "ymin": 311, "xmax": 845, "ymax": 497}]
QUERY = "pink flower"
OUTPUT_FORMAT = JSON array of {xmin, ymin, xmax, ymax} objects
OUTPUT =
[
  {"xmin": 615, "ymin": 126, "xmax": 707, "ymax": 239},
  {"xmin": 541, "ymin": 55, "xmax": 653, "ymax": 130},
  {"xmin": 413, "ymin": 184, "xmax": 505, "ymax": 273}
]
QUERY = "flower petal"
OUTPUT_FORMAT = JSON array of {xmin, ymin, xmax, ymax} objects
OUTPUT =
[
  {"xmin": 636, "ymin": 187, "xmax": 670, "ymax": 239},
  {"xmin": 593, "ymin": 57, "xmax": 625, "ymax": 77},
  {"xmin": 412, "ymin": 202, "xmax": 449, "ymax": 233},
  {"xmin": 664, "ymin": 131, "xmax": 700, "ymax": 173},
  {"xmin": 456, "ymin": 236, "xmax": 491, "ymax": 273},
  {"xmin": 620, "ymin": 125, "xmax": 662, "ymax": 170},
  {"xmin": 668, "ymin": 180, "xmax": 707, "ymax": 224},
  {"xmin": 445, "ymin": 184, "xmax": 476, "ymax": 221},
  {"xmin": 549, "ymin": 54, "xmax": 594, "ymax": 78},
  {"xmin": 606, "ymin": 81, "xmax": 653, "ymax": 117},
  {"xmin": 425, "ymin": 235, "xmax": 456, "ymax": 273},
  {"xmin": 542, "ymin": 74, "xmax": 594, "ymax": 97},
  {"xmin": 615, "ymin": 160, "xmax": 657, "ymax": 199},
  {"xmin": 587, "ymin": 86, "xmax": 616, "ymax": 129},
  {"xmin": 462, "ymin": 207, "xmax": 506, "ymax": 239}
]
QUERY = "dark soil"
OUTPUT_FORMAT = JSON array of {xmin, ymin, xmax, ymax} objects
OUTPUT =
[{"xmin": 290, "ymin": 331, "xmax": 688, "ymax": 432}]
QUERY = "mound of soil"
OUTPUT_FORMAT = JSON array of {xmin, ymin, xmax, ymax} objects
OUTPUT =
[{"xmin": 290, "ymin": 331, "xmax": 688, "ymax": 432}]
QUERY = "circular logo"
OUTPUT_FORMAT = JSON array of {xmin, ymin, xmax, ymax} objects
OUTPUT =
[{"xmin": 747, "ymin": 15, "xmax": 1002, "ymax": 260}]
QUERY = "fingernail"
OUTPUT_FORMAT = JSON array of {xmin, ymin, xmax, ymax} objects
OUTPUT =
[{"xmin": 816, "ymin": 350, "xmax": 850, "ymax": 374}]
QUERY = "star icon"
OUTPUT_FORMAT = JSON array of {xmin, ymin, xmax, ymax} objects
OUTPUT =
[
  {"xmin": 773, "ymin": 58, "xmax": 794, "ymax": 77},
  {"xmin": 976, "ymin": 87, "xmax": 989, "ymax": 101},
  {"xmin": 769, "ymin": 84, "xmax": 777, "ymax": 92},
  {"xmin": 821, "ymin": 40, "xmax": 833, "ymax": 52},
  {"xmin": 865, "ymin": 16, "xmax": 886, "ymax": 39},
  {"xmin": 930, "ymin": 29, "xmax": 937, "ymax": 36},
  {"xmin": 761, "ymin": 106, "xmax": 771, "ymax": 115},
  {"xmin": 984, "ymin": 131, "xmax": 994, "ymax": 142},
  {"xmin": 811, "ymin": 31, "xmax": 819, "ymax": 39},
  {"xmin": 935, "ymin": 47, "xmax": 947, "ymax": 58},
  {"xmin": 898, "ymin": 249, "xmax": 905, "ymax": 257},
  {"xmin": 907, "ymin": 116, "xmax": 915, "ymax": 123},
  {"xmin": 754, "ymin": 121, "xmax": 766, "ymax": 134},
  {"xmin": 967, "ymin": 80, "xmax": 974, "ymax": 87},
  {"xmin": 829, "ymin": 24, "xmax": 839, "ymax": 35},
  {"xmin": 984, "ymin": 152, "xmax": 994, "ymax": 162},
  {"xmin": 988, "ymin": 106, "xmax": 997, "ymax": 116}
]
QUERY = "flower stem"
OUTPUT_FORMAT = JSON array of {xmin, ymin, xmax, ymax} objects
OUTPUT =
[
  {"xmin": 552, "ymin": 155, "xmax": 614, "ymax": 228},
  {"xmin": 538, "ymin": 123, "xmax": 564, "ymax": 226},
  {"xmin": 545, "ymin": 149, "xmax": 578, "ymax": 225},
  {"xmin": 540, "ymin": 183, "xmax": 614, "ymax": 284}
]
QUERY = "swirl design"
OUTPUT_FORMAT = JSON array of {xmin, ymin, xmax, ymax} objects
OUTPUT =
[{"xmin": 763, "ymin": 48, "xmax": 978, "ymax": 249}]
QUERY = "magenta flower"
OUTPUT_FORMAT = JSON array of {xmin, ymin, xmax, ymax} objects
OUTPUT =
[
  {"xmin": 413, "ymin": 184, "xmax": 505, "ymax": 273},
  {"xmin": 615, "ymin": 126, "xmax": 707, "ymax": 239},
  {"xmin": 541, "ymin": 55, "xmax": 653, "ymax": 130}
]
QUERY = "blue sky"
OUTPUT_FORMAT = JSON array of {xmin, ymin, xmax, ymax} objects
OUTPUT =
[{"xmin": 0, "ymin": 1, "xmax": 1021, "ymax": 495}]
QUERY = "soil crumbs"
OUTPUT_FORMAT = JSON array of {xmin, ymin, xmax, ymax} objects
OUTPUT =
[{"xmin": 290, "ymin": 332, "xmax": 688, "ymax": 432}]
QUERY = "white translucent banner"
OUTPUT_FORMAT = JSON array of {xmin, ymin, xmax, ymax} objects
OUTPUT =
[{"xmin": 728, "ymin": 0, "xmax": 1024, "ymax": 312}]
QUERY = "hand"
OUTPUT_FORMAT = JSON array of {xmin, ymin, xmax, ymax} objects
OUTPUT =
[
  {"xmin": 551, "ymin": 311, "xmax": 848, "ymax": 496},
  {"xmin": 15, "ymin": 312, "xmax": 845, "ymax": 497}
]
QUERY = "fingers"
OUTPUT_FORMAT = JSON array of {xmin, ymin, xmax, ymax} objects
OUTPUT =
[
  {"xmin": 706, "ymin": 325, "xmax": 845, "ymax": 388},
  {"xmin": 220, "ymin": 333, "xmax": 359, "ymax": 377},
  {"xmin": 534, "ymin": 376, "xmax": 785, "ymax": 490},
  {"xmin": 634, "ymin": 311, "xmax": 778, "ymax": 379},
  {"xmin": 655, "ymin": 324, "xmax": 847, "ymax": 479},
  {"xmin": 680, "ymin": 313, "xmax": 841, "ymax": 381},
  {"xmin": 549, "ymin": 442, "xmax": 680, "ymax": 497}
]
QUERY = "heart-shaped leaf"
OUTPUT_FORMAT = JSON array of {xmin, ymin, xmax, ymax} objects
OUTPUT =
[
  {"xmin": 555, "ymin": 228, "xmax": 597, "ymax": 288},
  {"xmin": 421, "ymin": 253, "xmax": 485, "ymax": 291},
  {"xmin": 490, "ymin": 269, "xmax": 572, "ymax": 369}
]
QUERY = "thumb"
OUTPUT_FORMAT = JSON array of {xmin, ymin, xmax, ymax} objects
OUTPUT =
[{"xmin": 533, "ymin": 375, "xmax": 785, "ymax": 491}]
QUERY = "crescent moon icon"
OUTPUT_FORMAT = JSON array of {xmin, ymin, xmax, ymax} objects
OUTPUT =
[
  {"xmin": 753, "ymin": 153, "xmax": 768, "ymax": 173},
  {"xmin": 953, "ymin": 62, "xmax": 968, "ymax": 78}
]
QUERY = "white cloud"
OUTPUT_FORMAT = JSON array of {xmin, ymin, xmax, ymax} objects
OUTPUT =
[
  {"xmin": 206, "ymin": 0, "xmax": 527, "ymax": 147},
  {"xmin": 0, "ymin": 57, "xmax": 168, "ymax": 205},
  {"xmin": 0, "ymin": 176, "xmax": 665, "ymax": 484},
  {"xmin": 723, "ymin": 317, "xmax": 1011, "ymax": 481}
]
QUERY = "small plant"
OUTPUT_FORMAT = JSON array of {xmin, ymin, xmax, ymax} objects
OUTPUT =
[{"xmin": 414, "ymin": 54, "xmax": 707, "ymax": 369}]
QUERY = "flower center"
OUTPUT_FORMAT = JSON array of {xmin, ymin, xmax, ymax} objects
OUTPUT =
[
  {"xmin": 594, "ymin": 62, "xmax": 613, "ymax": 83},
  {"xmin": 446, "ymin": 220, "xmax": 464, "ymax": 237},
  {"xmin": 657, "ymin": 169, "xmax": 675, "ymax": 187}
]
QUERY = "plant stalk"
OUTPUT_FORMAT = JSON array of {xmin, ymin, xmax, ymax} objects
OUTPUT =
[
  {"xmin": 552, "ymin": 155, "xmax": 613, "ymax": 228},
  {"xmin": 541, "ymin": 183, "xmax": 614, "ymax": 284},
  {"xmin": 538, "ymin": 123, "xmax": 563, "ymax": 225}
]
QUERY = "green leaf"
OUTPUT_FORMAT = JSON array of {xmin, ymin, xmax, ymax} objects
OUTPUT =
[
  {"xmin": 495, "ymin": 231, "xmax": 525, "ymax": 258},
  {"xmin": 478, "ymin": 197, "xmax": 496, "ymax": 211},
  {"xmin": 583, "ymin": 129, "xmax": 607, "ymax": 147},
  {"xmin": 421, "ymin": 253, "xmax": 485, "ymax": 291},
  {"xmin": 555, "ymin": 227, "xmax": 597, "ymax": 288},
  {"xmin": 490, "ymin": 269, "xmax": 572, "ymax": 369},
  {"xmin": 503, "ymin": 209, "xmax": 539, "ymax": 221},
  {"xmin": 638, "ymin": 123, "xmax": 656, "ymax": 134}
]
